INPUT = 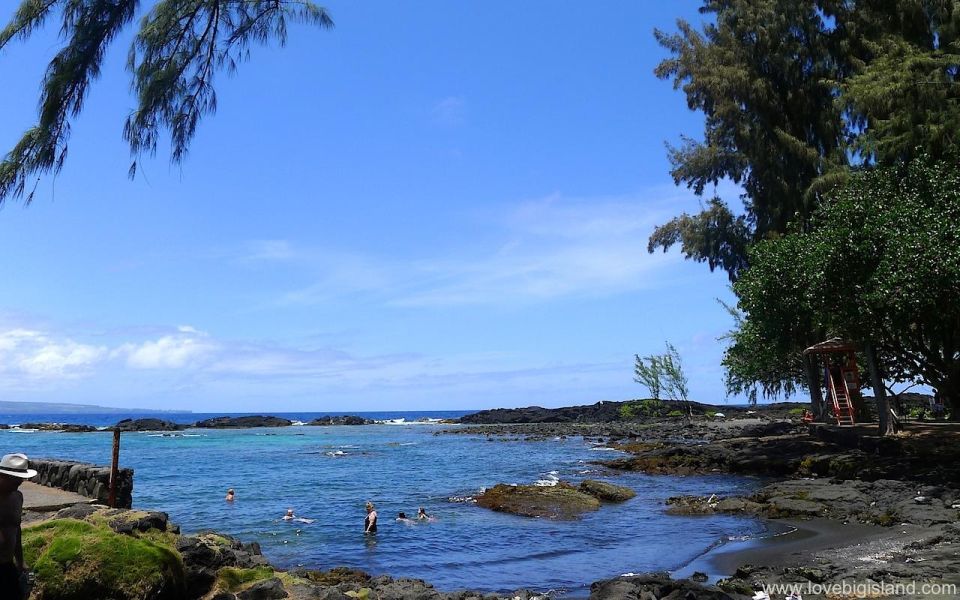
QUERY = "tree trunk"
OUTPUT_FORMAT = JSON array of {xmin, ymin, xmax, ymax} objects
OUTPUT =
[
  {"xmin": 804, "ymin": 355, "xmax": 825, "ymax": 419},
  {"xmin": 864, "ymin": 342, "xmax": 900, "ymax": 436}
]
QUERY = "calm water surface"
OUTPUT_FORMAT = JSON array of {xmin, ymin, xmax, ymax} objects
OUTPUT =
[{"xmin": 2, "ymin": 412, "xmax": 763, "ymax": 594}]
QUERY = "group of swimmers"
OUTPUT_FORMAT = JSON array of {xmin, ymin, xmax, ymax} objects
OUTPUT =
[
  {"xmin": 396, "ymin": 507, "xmax": 433, "ymax": 524},
  {"xmin": 225, "ymin": 489, "xmax": 433, "ymax": 532}
]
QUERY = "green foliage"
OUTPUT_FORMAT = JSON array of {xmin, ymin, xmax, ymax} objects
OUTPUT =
[
  {"xmin": 660, "ymin": 342, "xmax": 689, "ymax": 404},
  {"xmin": 725, "ymin": 155, "xmax": 960, "ymax": 416},
  {"xmin": 633, "ymin": 354, "xmax": 663, "ymax": 400},
  {"xmin": 788, "ymin": 407, "xmax": 805, "ymax": 416},
  {"xmin": 652, "ymin": 1, "xmax": 960, "ymax": 279},
  {"xmin": 23, "ymin": 518, "xmax": 185, "ymax": 600},
  {"xmin": 619, "ymin": 399, "xmax": 665, "ymax": 420},
  {"xmin": 844, "ymin": 36, "xmax": 960, "ymax": 165},
  {"xmin": 651, "ymin": 0, "xmax": 849, "ymax": 279},
  {"xmin": 216, "ymin": 566, "xmax": 277, "ymax": 592},
  {"xmin": 0, "ymin": 0, "xmax": 333, "ymax": 203},
  {"xmin": 667, "ymin": 410, "xmax": 685, "ymax": 418}
]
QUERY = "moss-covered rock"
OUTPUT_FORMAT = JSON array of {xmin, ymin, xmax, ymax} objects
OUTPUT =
[
  {"xmin": 215, "ymin": 566, "xmax": 278, "ymax": 592},
  {"xmin": 475, "ymin": 483, "xmax": 601, "ymax": 519},
  {"xmin": 23, "ymin": 518, "xmax": 185, "ymax": 600},
  {"xmin": 579, "ymin": 480, "xmax": 636, "ymax": 502}
]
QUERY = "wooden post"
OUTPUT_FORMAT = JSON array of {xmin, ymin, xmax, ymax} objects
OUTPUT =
[{"xmin": 109, "ymin": 429, "xmax": 121, "ymax": 508}]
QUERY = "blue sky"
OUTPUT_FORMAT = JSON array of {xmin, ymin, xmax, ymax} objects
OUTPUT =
[{"xmin": 0, "ymin": 1, "xmax": 750, "ymax": 412}]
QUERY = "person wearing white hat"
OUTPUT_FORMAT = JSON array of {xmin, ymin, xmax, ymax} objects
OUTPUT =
[{"xmin": 0, "ymin": 453, "xmax": 37, "ymax": 599}]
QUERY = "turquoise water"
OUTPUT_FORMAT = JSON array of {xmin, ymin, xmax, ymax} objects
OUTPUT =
[{"xmin": 3, "ymin": 413, "xmax": 763, "ymax": 595}]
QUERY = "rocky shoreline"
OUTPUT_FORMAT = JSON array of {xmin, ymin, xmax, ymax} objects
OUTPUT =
[
  {"xmin": 18, "ymin": 401, "xmax": 960, "ymax": 599},
  {"xmin": 453, "ymin": 406, "xmax": 960, "ymax": 598}
]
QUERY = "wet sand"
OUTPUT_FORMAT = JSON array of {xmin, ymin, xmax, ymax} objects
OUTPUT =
[{"xmin": 673, "ymin": 518, "xmax": 894, "ymax": 582}]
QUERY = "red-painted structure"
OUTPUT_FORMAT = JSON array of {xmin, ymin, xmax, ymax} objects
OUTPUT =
[{"xmin": 803, "ymin": 338, "xmax": 862, "ymax": 427}]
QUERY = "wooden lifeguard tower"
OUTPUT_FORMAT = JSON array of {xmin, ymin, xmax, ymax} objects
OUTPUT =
[{"xmin": 803, "ymin": 338, "xmax": 864, "ymax": 427}]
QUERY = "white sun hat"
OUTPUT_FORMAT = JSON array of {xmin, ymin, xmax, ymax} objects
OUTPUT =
[{"xmin": 0, "ymin": 453, "xmax": 38, "ymax": 479}]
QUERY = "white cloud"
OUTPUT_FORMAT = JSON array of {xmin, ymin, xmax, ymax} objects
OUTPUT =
[
  {"xmin": 118, "ymin": 328, "xmax": 217, "ymax": 369},
  {"xmin": 0, "ymin": 329, "xmax": 107, "ymax": 379},
  {"xmin": 274, "ymin": 190, "xmax": 692, "ymax": 308}
]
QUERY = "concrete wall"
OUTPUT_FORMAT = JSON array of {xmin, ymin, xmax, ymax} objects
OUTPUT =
[{"xmin": 30, "ymin": 458, "xmax": 133, "ymax": 509}]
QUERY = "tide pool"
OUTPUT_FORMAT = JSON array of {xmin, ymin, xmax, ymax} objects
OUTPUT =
[{"xmin": 3, "ymin": 414, "xmax": 763, "ymax": 595}]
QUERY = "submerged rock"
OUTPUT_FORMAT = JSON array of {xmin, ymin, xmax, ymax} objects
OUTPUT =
[
  {"xmin": 579, "ymin": 479, "xmax": 636, "ymax": 502},
  {"xmin": 475, "ymin": 483, "xmax": 601, "ymax": 519}
]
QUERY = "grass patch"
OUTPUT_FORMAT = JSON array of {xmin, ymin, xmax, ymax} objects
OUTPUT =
[
  {"xmin": 216, "ymin": 566, "xmax": 276, "ymax": 592},
  {"xmin": 23, "ymin": 518, "xmax": 184, "ymax": 600}
]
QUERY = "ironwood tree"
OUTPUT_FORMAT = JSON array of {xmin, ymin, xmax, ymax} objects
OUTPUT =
[
  {"xmin": 650, "ymin": 0, "xmax": 960, "ymax": 280},
  {"xmin": 0, "ymin": 0, "xmax": 333, "ymax": 204}
]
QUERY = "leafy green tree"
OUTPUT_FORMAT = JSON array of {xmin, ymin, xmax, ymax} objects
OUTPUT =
[
  {"xmin": 0, "ymin": 0, "xmax": 333, "ymax": 204},
  {"xmin": 650, "ymin": 0, "xmax": 960, "ymax": 279},
  {"xmin": 725, "ymin": 155, "xmax": 960, "ymax": 430}
]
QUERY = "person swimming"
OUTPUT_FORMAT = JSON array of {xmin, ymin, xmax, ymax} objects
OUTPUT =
[
  {"xmin": 416, "ymin": 507, "xmax": 429, "ymax": 520},
  {"xmin": 225, "ymin": 488, "xmax": 235, "ymax": 502},
  {"xmin": 364, "ymin": 502, "xmax": 378, "ymax": 533},
  {"xmin": 283, "ymin": 508, "xmax": 295, "ymax": 521},
  {"xmin": 397, "ymin": 511, "xmax": 415, "ymax": 524}
]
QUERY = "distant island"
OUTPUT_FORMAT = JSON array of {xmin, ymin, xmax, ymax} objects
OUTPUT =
[{"xmin": 0, "ymin": 400, "xmax": 185, "ymax": 415}]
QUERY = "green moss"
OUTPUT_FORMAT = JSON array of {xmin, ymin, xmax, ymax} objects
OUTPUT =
[
  {"xmin": 216, "ymin": 566, "xmax": 276, "ymax": 592},
  {"xmin": 788, "ymin": 407, "xmax": 806, "ymax": 416},
  {"xmin": 476, "ymin": 483, "xmax": 601, "ymax": 519},
  {"xmin": 667, "ymin": 410, "xmax": 685, "ymax": 418},
  {"xmin": 23, "ymin": 518, "xmax": 184, "ymax": 600},
  {"xmin": 579, "ymin": 480, "xmax": 637, "ymax": 502},
  {"xmin": 870, "ymin": 510, "xmax": 899, "ymax": 526}
]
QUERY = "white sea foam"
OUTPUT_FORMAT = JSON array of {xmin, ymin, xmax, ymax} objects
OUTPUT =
[
  {"xmin": 588, "ymin": 446, "xmax": 617, "ymax": 451},
  {"xmin": 534, "ymin": 470, "xmax": 561, "ymax": 486},
  {"xmin": 290, "ymin": 420, "xmax": 306, "ymax": 426},
  {"xmin": 375, "ymin": 418, "xmax": 444, "ymax": 425}
]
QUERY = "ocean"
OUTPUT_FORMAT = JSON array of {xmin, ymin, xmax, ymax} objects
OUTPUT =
[{"xmin": 3, "ymin": 411, "xmax": 764, "ymax": 595}]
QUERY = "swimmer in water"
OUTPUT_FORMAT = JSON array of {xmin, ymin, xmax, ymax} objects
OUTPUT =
[
  {"xmin": 225, "ymin": 488, "xmax": 235, "ymax": 502},
  {"xmin": 417, "ymin": 507, "xmax": 430, "ymax": 521},
  {"xmin": 397, "ymin": 511, "xmax": 414, "ymax": 524},
  {"xmin": 283, "ymin": 508, "xmax": 295, "ymax": 521},
  {"xmin": 364, "ymin": 502, "xmax": 378, "ymax": 534}
]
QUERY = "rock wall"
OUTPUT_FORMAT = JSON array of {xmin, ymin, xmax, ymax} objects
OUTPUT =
[{"xmin": 30, "ymin": 458, "xmax": 133, "ymax": 509}]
